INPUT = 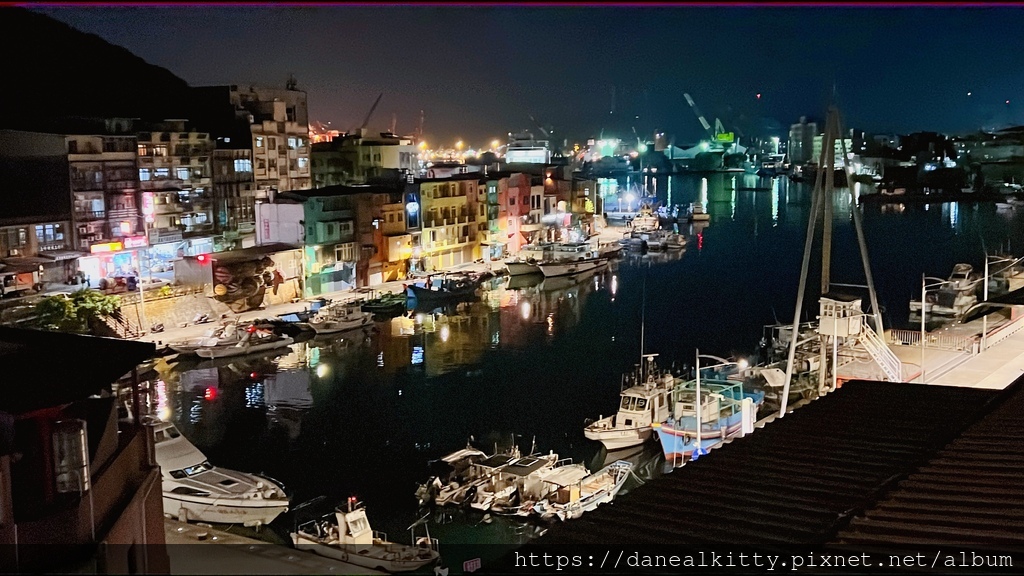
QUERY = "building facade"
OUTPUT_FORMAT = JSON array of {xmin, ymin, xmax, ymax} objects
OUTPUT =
[
  {"xmin": 417, "ymin": 175, "xmax": 482, "ymax": 271},
  {"xmin": 788, "ymin": 116, "xmax": 819, "ymax": 165},
  {"xmin": 311, "ymin": 130, "xmax": 418, "ymax": 187},
  {"xmin": 136, "ymin": 121, "xmax": 216, "ymax": 261}
]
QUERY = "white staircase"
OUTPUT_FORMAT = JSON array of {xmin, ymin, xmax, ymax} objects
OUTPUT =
[{"xmin": 858, "ymin": 324, "xmax": 903, "ymax": 381}]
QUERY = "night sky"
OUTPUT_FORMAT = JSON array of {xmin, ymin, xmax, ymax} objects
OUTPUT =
[{"xmin": 33, "ymin": 5, "xmax": 1024, "ymax": 146}]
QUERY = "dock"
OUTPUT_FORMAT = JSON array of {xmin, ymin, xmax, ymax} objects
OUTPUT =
[{"xmin": 164, "ymin": 519, "xmax": 383, "ymax": 575}]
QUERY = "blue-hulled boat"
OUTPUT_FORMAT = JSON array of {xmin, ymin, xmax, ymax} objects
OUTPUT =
[{"xmin": 653, "ymin": 377, "xmax": 764, "ymax": 466}]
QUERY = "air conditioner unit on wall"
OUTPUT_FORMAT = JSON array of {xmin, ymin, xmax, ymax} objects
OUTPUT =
[{"xmin": 8, "ymin": 249, "xmax": 20, "ymax": 257}]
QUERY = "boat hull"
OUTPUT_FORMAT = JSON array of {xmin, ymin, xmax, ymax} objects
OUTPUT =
[
  {"xmin": 584, "ymin": 423, "xmax": 653, "ymax": 451},
  {"xmin": 291, "ymin": 535, "xmax": 439, "ymax": 573},
  {"xmin": 538, "ymin": 258, "xmax": 608, "ymax": 278},
  {"xmin": 163, "ymin": 493, "xmax": 288, "ymax": 526},
  {"xmin": 195, "ymin": 337, "xmax": 294, "ymax": 359},
  {"xmin": 505, "ymin": 261, "xmax": 541, "ymax": 276},
  {"xmin": 309, "ymin": 315, "xmax": 373, "ymax": 334},
  {"xmin": 656, "ymin": 416, "xmax": 744, "ymax": 462}
]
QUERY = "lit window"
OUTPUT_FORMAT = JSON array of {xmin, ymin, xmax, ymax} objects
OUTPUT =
[
  {"xmin": 139, "ymin": 168, "xmax": 152, "ymax": 181},
  {"xmin": 176, "ymin": 167, "xmax": 190, "ymax": 180},
  {"xmin": 256, "ymin": 136, "xmax": 265, "ymax": 148},
  {"xmin": 298, "ymin": 157, "xmax": 309, "ymax": 169}
]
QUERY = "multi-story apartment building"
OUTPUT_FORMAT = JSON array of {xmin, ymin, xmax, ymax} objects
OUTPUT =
[
  {"xmin": 192, "ymin": 85, "xmax": 311, "ymax": 243},
  {"xmin": 311, "ymin": 129, "xmax": 418, "ymax": 187},
  {"xmin": 66, "ymin": 133, "xmax": 142, "ymax": 251},
  {"xmin": 417, "ymin": 174, "xmax": 482, "ymax": 271},
  {"xmin": 211, "ymin": 144, "xmax": 256, "ymax": 249},
  {"xmin": 0, "ymin": 130, "xmax": 77, "ymax": 289},
  {"xmin": 788, "ymin": 116, "xmax": 819, "ymax": 164},
  {"xmin": 137, "ymin": 120, "xmax": 215, "ymax": 258},
  {"xmin": 269, "ymin": 184, "xmax": 403, "ymax": 295}
]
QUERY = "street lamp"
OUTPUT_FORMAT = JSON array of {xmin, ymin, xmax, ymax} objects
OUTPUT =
[{"xmin": 693, "ymin": 350, "xmax": 749, "ymax": 461}]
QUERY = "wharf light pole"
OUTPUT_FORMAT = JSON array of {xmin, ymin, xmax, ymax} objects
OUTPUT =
[{"xmin": 693, "ymin": 351, "xmax": 749, "ymax": 461}]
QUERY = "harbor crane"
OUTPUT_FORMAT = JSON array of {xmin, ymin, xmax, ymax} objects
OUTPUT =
[
  {"xmin": 355, "ymin": 92, "xmax": 384, "ymax": 133},
  {"xmin": 683, "ymin": 93, "xmax": 729, "ymax": 143}
]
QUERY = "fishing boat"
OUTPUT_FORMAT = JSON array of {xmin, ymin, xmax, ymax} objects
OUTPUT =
[
  {"xmin": 291, "ymin": 498, "xmax": 440, "ymax": 573},
  {"xmin": 361, "ymin": 291, "xmax": 407, "ymax": 316},
  {"xmin": 537, "ymin": 256, "xmax": 608, "ymax": 278},
  {"xmin": 168, "ymin": 321, "xmax": 241, "ymax": 355},
  {"xmin": 688, "ymin": 202, "xmax": 711, "ymax": 222},
  {"xmin": 653, "ymin": 377, "xmax": 762, "ymax": 464},
  {"xmin": 418, "ymin": 445, "xmax": 523, "ymax": 507},
  {"xmin": 909, "ymin": 263, "xmax": 978, "ymax": 317},
  {"xmin": 529, "ymin": 460, "xmax": 633, "ymax": 521},
  {"xmin": 630, "ymin": 204, "xmax": 660, "ymax": 231},
  {"xmin": 466, "ymin": 452, "xmax": 562, "ymax": 513},
  {"xmin": 406, "ymin": 273, "xmax": 481, "ymax": 306},
  {"xmin": 584, "ymin": 355, "xmax": 675, "ymax": 450},
  {"xmin": 506, "ymin": 243, "xmax": 601, "ymax": 276},
  {"xmin": 309, "ymin": 301, "xmax": 374, "ymax": 334},
  {"xmin": 195, "ymin": 325, "xmax": 294, "ymax": 359},
  {"xmin": 414, "ymin": 445, "xmax": 487, "ymax": 507},
  {"xmin": 597, "ymin": 242, "xmax": 624, "ymax": 259},
  {"xmin": 150, "ymin": 419, "xmax": 289, "ymax": 526}
]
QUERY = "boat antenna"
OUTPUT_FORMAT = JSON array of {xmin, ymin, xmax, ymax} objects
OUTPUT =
[{"xmin": 640, "ymin": 263, "xmax": 647, "ymax": 379}]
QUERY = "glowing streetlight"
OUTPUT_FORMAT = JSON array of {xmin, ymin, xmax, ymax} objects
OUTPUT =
[
  {"xmin": 491, "ymin": 139, "xmax": 500, "ymax": 149},
  {"xmin": 418, "ymin": 141, "xmax": 427, "ymax": 150},
  {"xmin": 456, "ymin": 140, "xmax": 464, "ymax": 150}
]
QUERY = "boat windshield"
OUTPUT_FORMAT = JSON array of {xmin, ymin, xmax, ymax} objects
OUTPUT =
[
  {"xmin": 619, "ymin": 396, "xmax": 646, "ymax": 411},
  {"xmin": 170, "ymin": 460, "xmax": 214, "ymax": 479}
]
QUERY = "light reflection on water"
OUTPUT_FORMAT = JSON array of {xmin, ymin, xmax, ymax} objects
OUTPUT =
[{"xmin": 147, "ymin": 174, "xmax": 1024, "ymax": 557}]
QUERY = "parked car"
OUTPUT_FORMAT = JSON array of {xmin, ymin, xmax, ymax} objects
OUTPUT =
[{"xmin": 139, "ymin": 277, "xmax": 171, "ymax": 291}]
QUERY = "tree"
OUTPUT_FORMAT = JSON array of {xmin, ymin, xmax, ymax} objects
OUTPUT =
[{"xmin": 34, "ymin": 289, "xmax": 122, "ymax": 334}]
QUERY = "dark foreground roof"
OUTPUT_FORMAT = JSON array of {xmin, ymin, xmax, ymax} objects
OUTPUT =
[
  {"xmin": 210, "ymin": 243, "xmax": 301, "ymax": 264},
  {"xmin": 834, "ymin": 380, "xmax": 1024, "ymax": 554},
  {"xmin": 0, "ymin": 326, "xmax": 155, "ymax": 414},
  {"xmin": 522, "ymin": 381, "xmax": 997, "ymax": 550}
]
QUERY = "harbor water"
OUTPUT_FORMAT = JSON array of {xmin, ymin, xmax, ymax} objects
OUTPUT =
[{"xmin": 146, "ymin": 174, "xmax": 1024, "ymax": 569}]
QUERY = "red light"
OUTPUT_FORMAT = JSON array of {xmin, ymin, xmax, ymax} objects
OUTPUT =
[
  {"xmin": 196, "ymin": 254, "xmax": 209, "ymax": 264},
  {"xmin": 204, "ymin": 387, "xmax": 217, "ymax": 401},
  {"xmin": 697, "ymin": 233, "xmax": 704, "ymax": 250},
  {"xmin": 247, "ymin": 324, "xmax": 257, "ymax": 333},
  {"xmin": 250, "ymin": 372, "xmax": 260, "ymax": 380}
]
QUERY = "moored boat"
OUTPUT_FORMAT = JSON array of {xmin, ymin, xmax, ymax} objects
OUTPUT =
[
  {"xmin": 529, "ymin": 460, "xmax": 633, "ymax": 521},
  {"xmin": 909, "ymin": 263, "xmax": 979, "ymax": 317},
  {"xmin": 537, "ymin": 257, "xmax": 608, "ymax": 278},
  {"xmin": 150, "ymin": 419, "xmax": 289, "ymax": 526},
  {"xmin": 195, "ymin": 325, "xmax": 294, "ymax": 359},
  {"xmin": 584, "ymin": 356, "xmax": 675, "ymax": 450},
  {"xmin": 291, "ymin": 498, "xmax": 440, "ymax": 573},
  {"xmin": 309, "ymin": 301, "xmax": 374, "ymax": 334},
  {"xmin": 169, "ymin": 321, "xmax": 241, "ymax": 355},
  {"xmin": 653, "ymin": 377, "xmax": 762, "ymax": 464}
]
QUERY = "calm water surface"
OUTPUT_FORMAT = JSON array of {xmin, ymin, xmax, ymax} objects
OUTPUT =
[{"xmin": 147, "ymin": 174, "xmax": 1024, "ymax": 568}]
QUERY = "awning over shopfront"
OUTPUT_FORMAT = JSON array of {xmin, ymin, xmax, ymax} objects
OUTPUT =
[
  {"xmin": 40, "ymin": 250, "xmax": 88, "ymax": 262},
  {"xmin": 0, "ymin": 256, "xmax": 51, "ymax": 273}
]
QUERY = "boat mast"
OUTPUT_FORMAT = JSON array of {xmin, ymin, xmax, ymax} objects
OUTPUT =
[{"xmin": 640, "ymin": 263, "xmax": 647, "ymax": 380}]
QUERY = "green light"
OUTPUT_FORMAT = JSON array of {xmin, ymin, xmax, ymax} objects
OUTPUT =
[{"xmin": 638, "ymin": 144, "xmax": 648, "ymax": 153}]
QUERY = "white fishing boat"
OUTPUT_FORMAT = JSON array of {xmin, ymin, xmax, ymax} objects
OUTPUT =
[
  {"xmin": 630, "ymin": 204, "xmax": 660, "ymax": 231},
  {"xmin": 537, "ymin": 256, "xmax": 608, "ymax": 278},
  {"xmin": 584, "ymin": 365, "xmax": 675, "ymax": 450},
  {"xmin": 419, "ymin": 446, "xmax": 523, "ymax": 507},
  {"xmin": 909, "ymin": 263, "xmax": 978, "ymax": 317},
  {"xmin": 150, "ymin": 419, "xmax": 289, "ymax": 526},
  {"xmin": 168, "ymin": 321, "xmax": 240, "ymax": 355},
  {"xmin": 309, "ymin": 301, "xmax": 374, "ymax": 334},
  {"xmin": 195, "ymin": 325, "xmax": 294, "ymax": 359},
  {"xmin": 415, "ymin": 445, "xmax": 488, "ymax": 507},
  {"xmin": 466, "ymin": 452, "xmax": 561, "ymax": 513},
  {"xmin": 530, "ymin": 460, "xmax": 633, "ymax": 521},
  {"xmin": 292, "ymin": 498, "xmax": 440, "ymax": 573},
  {"xmin": 505, "ymin": 243, "xmax": 601, "ymax": 276},
  {"xmin": 688, "ymin": 202, "xmax": 711, "ymax": 222}
]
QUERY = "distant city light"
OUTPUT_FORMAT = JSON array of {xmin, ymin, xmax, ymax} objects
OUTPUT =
[
  {"xmin": 756, "ymin": 93, "xmax": 762, "ymax": 99},
  {"xmin": 967, "ymin": 92, "xmax": 972, "ymax": 96}
]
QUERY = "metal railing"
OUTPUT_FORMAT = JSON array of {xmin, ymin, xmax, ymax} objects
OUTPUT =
[
  {"xmin": 859, "ymin": 324, "xmax": 902, "ymax": 381},
  {"xmin": 888, "ymin": 329, "xmax": 975, "ymax": 352}
]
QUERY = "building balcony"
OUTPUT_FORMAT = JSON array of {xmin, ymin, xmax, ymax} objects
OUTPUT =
[{"xmin": 75, "ymin": 210, "xmax": 106, "ymax": 221}]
